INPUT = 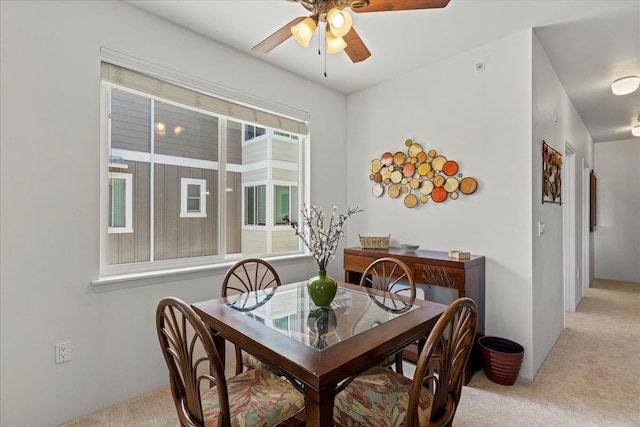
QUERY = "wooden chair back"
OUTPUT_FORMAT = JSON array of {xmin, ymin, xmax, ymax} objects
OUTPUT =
[
  {"xmin": 408, "ymin": 297, "xmax": 478, "ymax": 427},
  {"xmin": 222, "ymin": 258, "xmax": 281, "ymax": 296},
  {"xmin": 156, "ymin": 297, "xmax": 230, "ymax": 427},
  {"xmin": 360, "ymin": 257, "xmax": 416, "ymax": 374},
  {"xmin": 221, "ymin": 258, "xmax": 281, "ymax": 374},
  {"xmin": 359, "ymin": 257, "xmax": 416, "ymax": 299}
]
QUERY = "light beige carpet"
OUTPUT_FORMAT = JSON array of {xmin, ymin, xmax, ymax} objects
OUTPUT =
[
  {"xmin": 454, "ymin": 278, "xmax": 640, "ymax": 426},
  {"xmin": 61, "ymin": 278, "xmax": 640, "ymax": 426}
]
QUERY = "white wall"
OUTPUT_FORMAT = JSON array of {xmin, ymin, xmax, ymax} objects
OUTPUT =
[
  {"xmin": 531, "ymin": 33, "xmax": 594, "ymax": 371},
  {"xmin": 346, "ymin": 31, "xmax": 536, "ymax": 378},
  {"xmin": 594, "ymin": 139, "xmax": 640, "ymax": 282},
  {"xmin": 0, "ymin": 2, "xmax": 348, "ymax": 426}
]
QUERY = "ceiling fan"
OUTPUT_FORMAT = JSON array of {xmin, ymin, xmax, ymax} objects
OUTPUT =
[{"xmin": 252, "ymin": 0, "xmax": 451, "ymax": 63}]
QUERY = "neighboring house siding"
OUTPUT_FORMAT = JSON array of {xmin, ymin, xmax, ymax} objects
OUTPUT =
[
  {"xmin": 227, "ymin": 122, "xmax": 242, "ymax": 164},
  {"xmin": 273, "ymin": 168, "xmax": 297, "ymax": 182},
  {"xmin": 243, "ymin": 139, "xmax": 268, "ymax": 164},
  {"xmin": 271, "ymin": 229, "xmax": 297, "ymax": 252},
  {"xmin": 107, "ymin": 161, "xmax": 151, "ymax": 264},
  {"xmin": 111, "ymin": 90, "xmax": 151, "ymax": 153},
  {"xmin": 242, "ymin": 229, "xmax": 268, "ymax": 254},
  {"xmin": 272, "ymin": 139, "xmax": 298, "ymax": 162},
  {"xmin": 226, "ymin": 171, "xmax": 242, "ymax": 254},
  {"xmin": 154, "ymin": 165, "xmax": 218, "ymax": 260},
  {"xmin": 154, "ymin": 102, "xmax": 218, "ymax": 161},
  {"xmin": 243, "ymin": 168, "xmax": 268, "ymax": 183}
]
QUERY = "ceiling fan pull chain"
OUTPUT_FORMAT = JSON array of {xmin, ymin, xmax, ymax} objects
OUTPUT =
[
  {"xmin": 321, "ymin": 23, "xmax": 327, "ymax": 77},
  {"xmin": 324, "ymin": 42, "xmax": 328, "ymax": 77}
]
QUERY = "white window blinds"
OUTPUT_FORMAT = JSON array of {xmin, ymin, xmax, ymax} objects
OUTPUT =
[{"xmin": 101, "ymin": 62, "xmax": 308, "ymax": 135}]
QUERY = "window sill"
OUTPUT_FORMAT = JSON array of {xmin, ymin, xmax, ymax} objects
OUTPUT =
[{"xmin": 92, "ymin": 253, "xmax": 313, "ymax": 292}]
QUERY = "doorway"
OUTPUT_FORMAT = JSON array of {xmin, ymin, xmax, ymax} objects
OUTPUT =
[
  {"xmin": 582, "ymin": 160, "xmax": 591, "ymax": 290},
  {"xmin": 563, "ymin": 143, "xmax": 576, "ymax": 315}
]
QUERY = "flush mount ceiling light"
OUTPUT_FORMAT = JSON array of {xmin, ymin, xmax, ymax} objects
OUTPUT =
[
  {"xmin": 632, "ymin": 116, "xmax": 640, "ymax": 137},
  {"xmin": 611, "ymin": 76, "xmax": 640, "ymax": 95}
]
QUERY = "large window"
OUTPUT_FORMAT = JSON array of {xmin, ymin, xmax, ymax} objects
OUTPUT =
[{"xmin": 101, "ymin": 61, "xmax": 307, "ymax": 276}]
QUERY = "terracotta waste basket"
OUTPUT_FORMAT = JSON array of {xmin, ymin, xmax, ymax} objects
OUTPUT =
[{"xmin": 478, "ymin": 336, "xmax": 524, "ymax": 386}]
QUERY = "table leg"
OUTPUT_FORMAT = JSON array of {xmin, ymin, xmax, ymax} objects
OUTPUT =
[
  {"xmin": 209, "ymin": 327, "xmax": 225, "ymax": 367},
  {"xmin": 304, "ymin": 388, "xmax": 335, "ymax": 427}
]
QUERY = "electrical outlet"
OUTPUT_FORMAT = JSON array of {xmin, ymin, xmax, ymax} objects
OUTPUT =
[{"xmin": 55, "ymin": 341, "xmax": 71, "ymax": 363}]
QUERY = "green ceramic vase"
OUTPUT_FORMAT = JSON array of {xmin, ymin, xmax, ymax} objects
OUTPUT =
[{"xmin": 307, "ymin": 270, "xmax": 337, "ymax": 307}]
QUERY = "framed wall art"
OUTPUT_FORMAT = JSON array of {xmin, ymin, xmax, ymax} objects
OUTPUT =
[
  {"xmin": 542, "ymin": 141, "xmax": 562, "ymax": 204},
  {"xmin": 590, "ymin": 170, "xmax": 597, "ymax": 232}
]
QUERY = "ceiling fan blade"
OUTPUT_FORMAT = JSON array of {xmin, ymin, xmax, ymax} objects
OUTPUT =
[
  {"xmin": 351, "ymin": 0, "xmax": 450, "ymax": 13},
  {"xmin": 252, "ymin": 16, "xmax": 306, "ymax": 54},
  {"xmin": 343, "ymin": 27, "xmax": 371, "ymax": 63}
]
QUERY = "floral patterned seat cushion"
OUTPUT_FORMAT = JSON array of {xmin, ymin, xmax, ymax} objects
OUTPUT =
[
  {"xmin": 201, "ymin": 368, "xmax": 305, "ymax": 427},
  {"xmin": 376, "ymin": 354, "xmax": 399, "ymax": 370},
  {"xmin": 242, "ymin": 351, "xmax": 273, "ymax": 372},
  {"xmin": 333, "ymin": 366, "xmax": 433, "ymax": 427}
]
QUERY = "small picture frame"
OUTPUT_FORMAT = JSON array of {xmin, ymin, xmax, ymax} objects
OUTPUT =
[{"xmin": 542, "ymin": 141, "xmax": 562, "ymax": 204}]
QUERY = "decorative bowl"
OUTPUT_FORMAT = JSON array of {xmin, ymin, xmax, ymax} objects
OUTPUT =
[{"xmin": 400, "ymin": 244, "xmax": 419, "ymax": 253}]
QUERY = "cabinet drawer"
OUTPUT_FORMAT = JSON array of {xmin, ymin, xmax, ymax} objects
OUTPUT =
[
  {"xmin": 344, "ymin": 254, "xmax": 377, "ymax": 273},
  {"xmin": 415, "ymin": 263, "xmax": 465, "ymax": 291}
]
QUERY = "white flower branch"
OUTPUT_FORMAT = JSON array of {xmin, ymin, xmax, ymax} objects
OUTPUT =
[{"xmin": 285, "ymin": 205, "xmax": 363, "ymax": 271}]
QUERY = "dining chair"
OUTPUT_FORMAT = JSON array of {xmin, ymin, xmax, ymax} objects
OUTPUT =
[
  {"xmin": 222, "ymin": 258, "xmax": 281, "ymax": 374},
  {"xmin": 334, "ymin": 297, "xmax": 478, "ymax": 427},
  {"xmin": 156, "ymin": 296, "xmax": 305, "ymax": 427},
  {"xmin": 359, "ymin": 257, "xmax": 416, "ymax": 374}
]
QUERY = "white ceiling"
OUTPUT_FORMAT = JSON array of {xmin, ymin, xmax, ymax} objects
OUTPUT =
[{"xmin": 128, "ymin": 0, "xmax": 639, "ymax": 143}]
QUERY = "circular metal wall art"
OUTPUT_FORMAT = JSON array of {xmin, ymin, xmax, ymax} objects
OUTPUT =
[
  {"xmin": 368, "ymin": 138, "xmax": 479, "ymax": 208},
  {"xmin": 372, "ymin": 183, "xmax": 384, "ymax": 197}
]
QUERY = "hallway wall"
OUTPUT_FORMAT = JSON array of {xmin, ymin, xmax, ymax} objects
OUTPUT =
[{"xmin": 594, "ymin": 139, "xmax": 640, "ymax": 282}]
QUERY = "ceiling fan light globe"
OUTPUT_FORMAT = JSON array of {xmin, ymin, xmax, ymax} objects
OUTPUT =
[
  {"xmin": 632, "ymin": 125, "xmax": 640, "ymax": 137},
  {"xmin": 327, "ymin": 8, "xmax": 352, "ymax": 38},
  {"xmin": 291, "ymin": 17, "xmax": 317, "ymax": 47},
  {"xmin": 326, "ymin": 33, "xmax": 347, "ymax": 54},
  {"xmin": 611, "ymin": 76, "xmax": 640, "ymax": 96}
]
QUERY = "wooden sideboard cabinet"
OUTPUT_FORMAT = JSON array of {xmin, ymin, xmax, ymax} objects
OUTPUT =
[{"xmin": 343, "ymin": 247, "xmax": 486, "ymax": 381}]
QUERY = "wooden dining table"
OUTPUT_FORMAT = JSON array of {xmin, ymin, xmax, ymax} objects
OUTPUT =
[{"xmin": 192, "ymin": 280, "xmax": 447, "ymax": 427}]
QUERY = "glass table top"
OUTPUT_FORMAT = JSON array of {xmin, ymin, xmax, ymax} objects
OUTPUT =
[{"xmin": 226, "ymin": 284, "xmax": 418, "ymax": 350}]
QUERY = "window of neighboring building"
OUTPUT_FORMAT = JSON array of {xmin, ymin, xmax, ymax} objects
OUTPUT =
[
  {"xmin": 180, "ymin": 178, "xmax": 207, "ymax": 218},
  {"xmin": 274, "ymin": 130, "xmax": 299, "ymax": 141},
  {"xmin": 244, "ymin": 184, "xmax": 298, "ymax": 227},
  {"xmin": 108, "ymin": 172, "xmax": 133, "ymax": 233},
  {"xmin": 100, "ymin": 59, "xmax": 308, "ymax": 276},
  {"xmin": 245, "ymin": 184, "xmax": 266, "ymax": 226},
  {"xmin": 244, "ymin": 125, "xmax": 266, "ymax": 141},
  {"xmin": 274, "ymin": 184, "xmax": 298, "ymax": 225}
]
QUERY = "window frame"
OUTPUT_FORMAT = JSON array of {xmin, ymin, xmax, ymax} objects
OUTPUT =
[
  {"xmin": 274, "ymin": 184, "xmax": 298, "ymax": 226},
  {"xmin": 98, "ymin": 52, "xmax": 310, "ymax": 281},
  {"xmin": 244, "ymin": 183, "xmax": 267, "ymax": 227},
  {"xmin": 180, "ymin": 177, "xmax": 208, "ymax": 218},
  {"xmin": 107, "ymin": 171, "xmax": 133, "ymax": 234}
]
